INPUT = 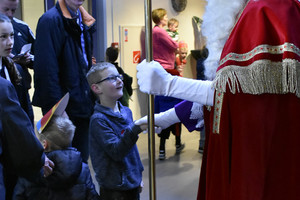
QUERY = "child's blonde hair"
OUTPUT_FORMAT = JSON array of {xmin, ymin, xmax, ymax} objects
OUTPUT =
[
  {"xmin": 38, "ymin": 116, "xmax": 75, "ymax": 151},
  {"xmin": 86, "ymin": 62, "xmax": 115, "ymax": 87},
  {"xmin": 168, "ymin": 18, "xmax": 179, "ymax": 27}
]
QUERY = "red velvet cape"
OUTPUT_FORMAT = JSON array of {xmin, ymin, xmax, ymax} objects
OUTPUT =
[{"xmin": 198, "ymin": 0, "xmax": 300, "ymax": 199}]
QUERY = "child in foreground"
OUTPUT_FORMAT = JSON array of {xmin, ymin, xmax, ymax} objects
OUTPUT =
[
  {"xmin": 87, "ymin": 62, "xmax": 148, "ymax": 200},
  {"xmin": 13, "ymin": 94, "xmax": 100, "ymax": 200}
]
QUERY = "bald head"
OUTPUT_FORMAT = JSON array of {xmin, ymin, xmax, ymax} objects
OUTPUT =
[{"xmin": 0, "ymin": 0, "xmax": 19, "ymax": 19}]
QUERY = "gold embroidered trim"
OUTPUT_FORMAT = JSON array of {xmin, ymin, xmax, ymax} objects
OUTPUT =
[
  {"xmin": 213, "ymin": 92, "xmax": 224, "ymax": 134},
  {"xmin": 220, "ymin": 43, "xmax": 300, "ymax": 65},
  {"xmin": 214, "ymin": 58, "xmax": 300, "ymax": 97}
]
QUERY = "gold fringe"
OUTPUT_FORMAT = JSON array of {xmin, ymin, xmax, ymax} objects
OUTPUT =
[{"xmin": 213, "ymin": 58, "xmax": 300, "ymax": 97}]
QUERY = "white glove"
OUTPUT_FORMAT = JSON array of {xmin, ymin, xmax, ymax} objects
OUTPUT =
[
  {"xmin": 136, "ymin": 59, "xmax": 215, "ymax": 106},
  {"xmin": 137, "ymin": 59, "xmax": 174, "ymax": 96},
  {"xmin": 143, "ymin": 126, "xmax": 162, "ymax": 134},
  {"xmin": 135, "ymin": 108, "xmax": 180, "ymax": 132}
]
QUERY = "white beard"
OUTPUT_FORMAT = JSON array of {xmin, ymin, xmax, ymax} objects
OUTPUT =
[{"xmin": 202, "ymin": 0, "xmax": 248, "ymax": 80}]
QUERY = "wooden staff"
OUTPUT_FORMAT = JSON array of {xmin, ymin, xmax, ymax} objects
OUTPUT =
[{"xmin": 144, "ymin": 0, "xmax": 156, "ymax": 199}]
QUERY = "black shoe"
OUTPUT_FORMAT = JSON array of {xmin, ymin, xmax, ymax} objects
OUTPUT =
[
  {"xmin": 176, "ymin": 143, "xmax": 185, "ymax": 153},
  {"xmin": 159, "ymin": 150, "xmax": 166, "ymax": 160}
]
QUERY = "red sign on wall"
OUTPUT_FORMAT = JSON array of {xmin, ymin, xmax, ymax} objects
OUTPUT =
[
  {"xmin": 124, "ymin": 29, "xmax": 128, "ymax": 42},
  {"xmin": 133, "ymin": 51, "xmax": 141, "ymax": 64}
]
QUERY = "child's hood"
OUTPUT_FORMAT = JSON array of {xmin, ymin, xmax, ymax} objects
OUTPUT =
[{"xmin": 44, "ymin": 148, "xmax": 83, "ymax": 189}]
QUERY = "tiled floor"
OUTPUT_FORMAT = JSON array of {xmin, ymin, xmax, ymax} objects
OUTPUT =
[{"xmin": 89, "ymin": 127, "xmax": 203, "ymax": 200}]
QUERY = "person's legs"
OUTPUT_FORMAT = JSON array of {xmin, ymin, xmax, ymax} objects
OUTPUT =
[
  {"xmin": 172, "ymin": 123, "xmax": 185, "ymax": 153},
  {"xmin": 199, "ymin": 126, "xmax": 205, "ymax": 153},
  {"xmin": 159, "ymin": 137, "xmax": 166, "ymax": 160},
  {"xmin": 158, "ymin": 127, "xmax": 171, "ymax": 160}
]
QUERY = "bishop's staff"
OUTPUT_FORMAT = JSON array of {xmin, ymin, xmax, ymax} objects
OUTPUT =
[{"xmin": 144, "ymin": 0, "xmax": 157, "ymax": 199}]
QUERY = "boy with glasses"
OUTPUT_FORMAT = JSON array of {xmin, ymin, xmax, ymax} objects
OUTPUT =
[{"xmin": 86, "ymin": 62, "xmax": 148, "ymax": 200}]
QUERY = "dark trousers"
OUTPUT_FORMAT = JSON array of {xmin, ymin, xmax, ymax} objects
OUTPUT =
[
  {"xmin": 159, "ymin": 123, "xmax": 182, "ymax": 151},
  {"xmin": 69, "ymin": 116, "xmax": 90, "ymax": 163},
  {"xmin": 100, "ymin": 187, "xmax": 140, "ymax": 200}
]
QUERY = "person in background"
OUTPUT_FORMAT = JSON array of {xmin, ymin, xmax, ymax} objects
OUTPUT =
[
  {"xmin": 0, "ymin": 0, "xmax": 34, "ymax": 123},
  {"xmin": 154, "ymin": 91, "xmax": 184, "ymax": 160},
  {"xmin": 175, "ymin": 41, "xmax": 188, "ymax": 77},
  {"xmin": 166, "ymin": 18, "xmax": 179, "ymax": 42},
  {"xmin": 105, "ymin": 46, "xmax": 133, "ymax": 107},
  {"xmin": 0, "ymin": 13, "xmax": 37, "ymax": 200},
  {"xmin": 87, "ymin": 62, "xmax": 147, "ymax": 200},
  {"xmin": 152, "ymin": 8, "xmax": 184, "ymax": 160},
  {"xmin": 13, "ymin": 94, "xmax": 100, "ymax": 200},
  {"xmin": 33, "ymin": 0, "xmax": 96, "ymax": 163},
  {"xmin": 0, "ymin": 77, "xmax": 54, "ymax": 200},
  {"xmin": 0, "ymin": 0, "xmax": 34, "ymax": 67},
  {"xmin": 152, "ymin": 8, "xmax": 178, "ymax": 71},
  {"xmin": 195, "ymin": 47, "xmax": 208, "ymax": 154}
]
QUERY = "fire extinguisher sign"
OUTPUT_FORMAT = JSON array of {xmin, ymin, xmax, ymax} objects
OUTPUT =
[
  {"xmin": 124, "ymin": 29, "xmax": 128, "ymax": 42},
  {"xmin": 133, "ymin": 51, "xmax": 141, "ymax": 64}
]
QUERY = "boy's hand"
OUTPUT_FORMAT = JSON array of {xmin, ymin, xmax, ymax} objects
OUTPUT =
[{"xmin": 139, "ymin": 124, "xmax": 148, "ymax": 131}]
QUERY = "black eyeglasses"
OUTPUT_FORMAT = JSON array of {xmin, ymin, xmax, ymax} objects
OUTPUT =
[{"xmin": 95, "ymin": 74, "xmax": 124, "ymax": 84}]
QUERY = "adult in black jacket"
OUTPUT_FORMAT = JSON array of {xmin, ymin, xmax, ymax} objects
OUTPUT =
[
  {"xmin": 0, "ymin": 77, "xmax": 54, "ymax": 200},
  {"xmin": 33, "ymin": 0, "xmax": 96, "ymax": 162}
]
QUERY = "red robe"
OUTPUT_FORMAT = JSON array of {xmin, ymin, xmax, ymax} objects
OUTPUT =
[{"xmin": 197, "ymin": 0, "xmax": 300, "ymax": 199}]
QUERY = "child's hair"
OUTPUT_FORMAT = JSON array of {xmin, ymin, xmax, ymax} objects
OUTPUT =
[
  {"xmin": 39, "ymin": 116, "xmax": 75, "ymax": 151},
  {"xmin": 152, "ymin": 8, "xmax": 167, "ymax": 24},
  {"xmin": 0, "ymin": 13, "xmax": 22, "ymax": 85},
  {"xmin": 86, "ymin": 62, "xmax": 115, "ymax": 87},
  {"xmin": 168, "ymin": 18, "xmax": 179, "ymax": 28},
  {"xmin": 0, "ymin": 13, "xmax": 11, "ymax": 23},
  {"xmin": 106, "ymin": 47, "xmax": 119, "ymax": 63},
  {"xmin": 179, "ymin": 41, "xmax": 188, "ymax": 51}
]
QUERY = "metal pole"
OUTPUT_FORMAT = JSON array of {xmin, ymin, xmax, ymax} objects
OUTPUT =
[{"xmin": 144, "ymin": 0, "xmax": 156, "ymax": 200}]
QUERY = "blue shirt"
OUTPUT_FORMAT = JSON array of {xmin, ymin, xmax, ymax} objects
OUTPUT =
[{"xmin": 89, "ymin": 101, "xmax": 144, "ymax": 190}]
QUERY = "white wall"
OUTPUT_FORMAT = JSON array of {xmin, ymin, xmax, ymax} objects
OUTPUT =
[{"xmin": 106, "ymin": 0, "xmax": 206, "ymax": 56}]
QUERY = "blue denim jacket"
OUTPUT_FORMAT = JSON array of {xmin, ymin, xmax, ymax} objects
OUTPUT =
[{"xmin": 89, "ymin": 102, "xmax": 143, "ymax": 190}]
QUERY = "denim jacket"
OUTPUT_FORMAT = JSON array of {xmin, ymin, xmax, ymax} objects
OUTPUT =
[{"xmin": 89, "ymin": 102, "xmax": 143, "ymax": 190}]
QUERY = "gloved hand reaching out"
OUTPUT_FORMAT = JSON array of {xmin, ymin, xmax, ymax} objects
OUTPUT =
[
  {"xmin": 135, "ymin": 108, "xmax": 180, "ymax": 133},
  {"xmin": 136, "ymin": 59, "xmax": 215, "ymax": 106}
]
